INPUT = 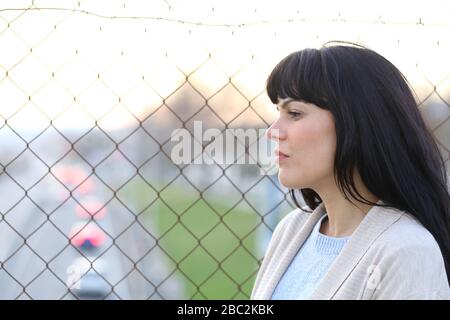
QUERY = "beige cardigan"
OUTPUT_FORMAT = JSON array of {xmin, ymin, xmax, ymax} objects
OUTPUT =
[{"xmin": 251, "ymin": 201, "xmax": 450, "ymax": 300}]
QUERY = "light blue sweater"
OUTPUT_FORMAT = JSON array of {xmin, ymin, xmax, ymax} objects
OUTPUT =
[{"xmin": 271, "ymin": 214, "xmax": 350, "ymax": 300}]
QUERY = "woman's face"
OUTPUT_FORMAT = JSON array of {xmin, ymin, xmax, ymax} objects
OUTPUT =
[{"xmin": 267, "ymin": 97, "xmax": 337, "ymax": 189}]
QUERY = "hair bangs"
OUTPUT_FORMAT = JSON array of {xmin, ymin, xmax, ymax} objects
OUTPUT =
[{"xmin": 266, "ymin": 49, "xmax": 329, "ymax": 108}]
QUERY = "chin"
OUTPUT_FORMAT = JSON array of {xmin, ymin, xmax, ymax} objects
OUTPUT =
[{"xmin": 278, "ymin": 172, "xmax": 306, "ymax": 189}]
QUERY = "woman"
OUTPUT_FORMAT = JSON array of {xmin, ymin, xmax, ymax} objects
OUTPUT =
[{"xmin": 251, "ymin": 42, "xmax": 450, "ymax": 300}]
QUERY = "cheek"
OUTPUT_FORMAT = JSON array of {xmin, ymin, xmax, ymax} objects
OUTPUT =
[
  {"xmin": 292, "ymin": 117, "xmax": 336, "ymax": 167},
  {"xmin": 293, "ymin": 123, "xmax": 336, "ymax": 154}
]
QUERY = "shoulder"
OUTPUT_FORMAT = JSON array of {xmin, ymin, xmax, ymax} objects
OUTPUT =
[
  {"xmin": 274, "ymin": 207, "xmax": 311, "ymax": 236},
  {"xmin": 367, "ymin": 207, "xmax": 449, "ymax": 299},
  {"xmin": 374, "ymin": 209, "xmax": 443, "ymax": 257}
]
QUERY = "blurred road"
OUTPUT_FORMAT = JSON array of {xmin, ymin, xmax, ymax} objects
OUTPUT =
[{"xmin": 0, "ymin": 154, "xmax": 183, "ymax": 299}]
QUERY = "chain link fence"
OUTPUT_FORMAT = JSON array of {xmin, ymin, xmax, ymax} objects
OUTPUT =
[{"xmin": 0, "ymin": 0, "xmax": 449, "ymax": 299}]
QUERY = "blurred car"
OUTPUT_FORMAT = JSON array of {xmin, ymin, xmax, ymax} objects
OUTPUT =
[
  {"xmin": 69, "ymin": 222, "xmax": 107, "ymax": 251},
  {"xmin": 75, "ymin": 197, "xmax": 107, "ymax": 220},
  {"xmin": 52, "ymin": 165, "xmax": 95, "ymax": 199},
  {"xmin": 68, "ymin": 257, "xmax": 110, "ymax": 299}
]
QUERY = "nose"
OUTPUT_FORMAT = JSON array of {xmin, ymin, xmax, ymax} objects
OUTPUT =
[{"xmin": 266, "ymin": 120, "xmax": 286, "ymax": 141}]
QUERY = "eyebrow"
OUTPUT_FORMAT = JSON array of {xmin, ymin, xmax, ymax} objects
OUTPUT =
[{"xmin": 277, "ymin": 98, "xmax": 297, "ymax": 110}]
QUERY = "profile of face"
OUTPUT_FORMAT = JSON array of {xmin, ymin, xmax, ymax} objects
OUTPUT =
[{"xmin": 267, "ymin": 98, "xmax": 337, "ymax": 190}]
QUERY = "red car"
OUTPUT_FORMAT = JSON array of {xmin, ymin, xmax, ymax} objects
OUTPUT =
[{"xmin": 69, "ymin": 222, "xmax": 107, "ymax": 250}]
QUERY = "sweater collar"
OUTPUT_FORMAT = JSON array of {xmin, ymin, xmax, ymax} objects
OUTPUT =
[{"xmin": 313, "ymin": 215, "xmax": 350, "ymax": 255}]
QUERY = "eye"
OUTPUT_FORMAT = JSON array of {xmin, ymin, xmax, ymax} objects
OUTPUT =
[{"xmin": 288, "ymin": 111, "xmax": 302, "ymax": 118}]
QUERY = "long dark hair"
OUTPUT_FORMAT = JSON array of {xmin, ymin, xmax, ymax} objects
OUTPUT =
[{"xmin": 266, "ymin": 42, "xmax": 450, "ymax": 283}]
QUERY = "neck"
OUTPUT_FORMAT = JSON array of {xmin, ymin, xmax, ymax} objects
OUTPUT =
[{"xmin": 314, "ymin": 174, "xmax": 379, "ymax": 238}]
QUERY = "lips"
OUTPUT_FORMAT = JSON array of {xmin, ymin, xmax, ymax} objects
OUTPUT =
[{"xmin": 275, "ymin": 149, "xmax": 289, "ymax": 162}]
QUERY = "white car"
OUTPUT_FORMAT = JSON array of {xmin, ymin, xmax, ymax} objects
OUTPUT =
[{"xmin": 67, "ymin": 256, "xmax": 110, "ymax": 299}]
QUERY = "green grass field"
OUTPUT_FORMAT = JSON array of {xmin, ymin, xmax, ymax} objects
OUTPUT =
[{"xmin": 124, "ymin": 178, "xmax": 273, "ymax": 299}]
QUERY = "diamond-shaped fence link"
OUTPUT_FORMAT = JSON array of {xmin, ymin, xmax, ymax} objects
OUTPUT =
[{"xmin": 0, "ymin": 1, "xmax": 449, "ymax": 300}]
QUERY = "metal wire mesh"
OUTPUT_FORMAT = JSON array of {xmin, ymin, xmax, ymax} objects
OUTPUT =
[{"xmin": 0, "ymin": 0, "xmax": 449, "ymax": 300}]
